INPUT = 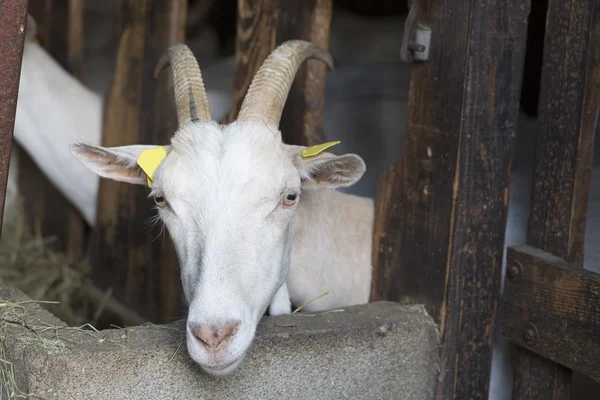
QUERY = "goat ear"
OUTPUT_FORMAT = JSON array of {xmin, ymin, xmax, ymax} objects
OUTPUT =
[
  {"xmin": 285, "ymin": 144, "xmax": 366, "ymax": 189},
  {"xmin": 69, "ymin": 142, "xmax": 170, "ymax": 186}
]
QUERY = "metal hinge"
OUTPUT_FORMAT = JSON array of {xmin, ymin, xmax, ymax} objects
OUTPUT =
[{"xmin": 400, "ymin": 0, "xmax": 432, "ymax": 62}]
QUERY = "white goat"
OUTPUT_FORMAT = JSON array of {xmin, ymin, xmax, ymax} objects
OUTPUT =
[
  {"xmin": 70, "ymin": 41, "xmax": 374, "ymax": 375},
  {"xmin": 7, "ymin": 16, "xmax": 103, "ymax": 226},
  {"xmin": 13, "ymin": 9, "xmax": 600, "ymax": 397},
  {"xmin": 11, "ymin": 17, "xmax": 379, "ymax": 315}
]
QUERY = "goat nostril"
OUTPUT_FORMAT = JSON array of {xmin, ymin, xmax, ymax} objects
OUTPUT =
[
  {"xmin": 192, "ymin": 327, "xmax": 210, "ymax": 346},
  {"xmin": 192, "ymin": 322, "xmax": 239, "ymax": 349}
]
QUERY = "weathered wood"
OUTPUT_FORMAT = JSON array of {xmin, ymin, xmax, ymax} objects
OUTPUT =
[
  {"xmin": 511, "ymin": 1, "xmax": 600, "ymax": 398},
  {"xmin": 18, "ymin": 151, "xmax": 86, "ymax": 259},
  {"xmin": 21, "ymin": 0, "xmax": 85, "ymax": 262},
  {"xmin": 28, "ymin": 0, "xmax": 84, "ymax": 77},
  {"xmin": 225, "ymin": 0, "xmax": 333, "ymax": 147},
  {"xmin": 0, "ymin": 0, "xmax": 28, "ymax": 233},
  {"xmin": 369, "ymin": 1, "xmax": 530, "ymax": 398},
  {"xmin": 93, "ymin": 0, "xmax": 187, "ymax": 323},
  {"xmin": 502, "ymin": 245, "xmax": 600, "ymax": 383}
]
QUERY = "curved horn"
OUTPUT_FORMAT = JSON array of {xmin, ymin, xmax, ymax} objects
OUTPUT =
[
  {"xmin": 236, "ymin": 40, "xmax": 333, "ymax": 127},
  {"xmin": 155, "ymin": 43, "xmax": 212, "ymax": 126}
]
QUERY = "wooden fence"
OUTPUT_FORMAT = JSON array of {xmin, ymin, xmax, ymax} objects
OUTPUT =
[
  {"xmin": 501, "ymin": 0, "xmax": 600, "ymax": 398},
  {"xmin": 0, "ymin": 0, "xmax": 599, "ymax": 399}
]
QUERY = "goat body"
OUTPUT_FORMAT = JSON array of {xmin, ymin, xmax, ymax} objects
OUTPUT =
[
  {"xmin": 290, "ymin": 189, "xmax": 374, "ymax": 311},
  {"xmin": 13, "ymin": 39, "xmax": 102, "ymax": 226}
]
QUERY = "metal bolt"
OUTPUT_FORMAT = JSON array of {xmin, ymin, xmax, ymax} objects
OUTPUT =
[
  {"xmin": 507, "ymin": 260, "xmax": 523, "ymax": 281},
  {"xmin": 523, "ymin": 322, "xmax": 538, "ymax": 346},
  {"xmin": 408, "ymin": 42, "xmax": 426, "ymax": 53}
]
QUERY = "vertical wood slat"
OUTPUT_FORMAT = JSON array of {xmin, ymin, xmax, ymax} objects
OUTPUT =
[
  {"xmin": 512, "ymin": 0, "xmax": 600, "ymax": 398},
  {"xmin": 0, "ymin": 0, "xmax": 28, "ymax": 233},
  {"xmin": 369, "ymin": 1, "xmax": 530, "ymax": 398},
  {"xmin": 28, "ymin": 0, "xmax": 84, "ymax": 78},
  {"xmin": 21, "ymin": 0, "xmax": 85, "ymax": 262},
  {"xmin": 93, "ymin": 0, "xmax": 187, "ymax": 324},
  {"xmin": 225, "ymin": 0, "xmax": 333, "ymax": 147}
]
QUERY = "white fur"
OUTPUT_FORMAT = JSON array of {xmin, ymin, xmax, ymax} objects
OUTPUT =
[
  {"xmin": 17, "ymin": 8, "xmax": 600, "ymax": 397},
  {"xmin": 13, "ymin": 39, "xmax": 102, "ymax": 225},
  {"xmin": 289, "ymin": 188, "xmax": 373, "ymax": 311},
  {"xmin": 70, "ymin": 120, "xmax": 369, "ymax": 375},
  {"xmin": 268, "ymin": 281, "xmax": 292, "ymax": 316}
]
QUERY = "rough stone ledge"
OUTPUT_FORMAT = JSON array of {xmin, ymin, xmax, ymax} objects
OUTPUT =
[{"xmin": 0, "ymin": 284, "xmax": 440, "ymax": 400}]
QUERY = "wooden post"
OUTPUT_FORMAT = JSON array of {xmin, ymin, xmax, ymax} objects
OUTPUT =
[
  {"xmin": 27, "ymin": 0, "xmax": 84, "ymax": 78},
  {"xmin": 369, "ymin": 1, "xmax": 530, "ymax": 398},
  {"xmin": 21, "ymin": 0, "xmax": 86, "ymax": 262},
  {"xmin": 225, "ymin": 0, "xmax": 333, "ymax": 147},
  {"xmin": 0, "ymin": 0, "xmax": 28, "ymax": 234},
  {"xmin": 92, "ymin": 0, "xmax": 187, "ymax": 324},
  {"xmin": 511, "ymin": 0, "xmax": 600, "ymax": 398},
  {"xmin": 502, "ymin": 246, "xmax": 600, "ymax": 384}
]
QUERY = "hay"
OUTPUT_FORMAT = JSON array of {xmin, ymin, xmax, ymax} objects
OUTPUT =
[
  {"xmin": 0, "ymin": 299, "xmax": 132, "ymax": 399},
  {"xmin": 291, "ymin": 291, "xmax": 329, "ymax": 315},
  {"xmin": 0, "ymin": 198, "xmax": 97, "ymax": 398},
  {"xmin": 0, "ymin": 299, "xmax": 66, "ymax": 399},
  {"xmin": 0, "ymin": 199, "xmax": 169, "ymax": 397},
  {"xmin": 0, "ymin": 198, "xmax": 93, "ymax": 328}
]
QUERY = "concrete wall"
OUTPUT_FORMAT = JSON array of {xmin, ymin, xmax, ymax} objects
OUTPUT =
[{"xmin": 0, "ymin": 284, "xmax": 440, "ymax": 400}]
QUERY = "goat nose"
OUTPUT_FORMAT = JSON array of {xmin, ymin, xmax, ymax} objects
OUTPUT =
[{"xmin": 192, "ymin": 322, "xmax": 239, "ymax": 349}]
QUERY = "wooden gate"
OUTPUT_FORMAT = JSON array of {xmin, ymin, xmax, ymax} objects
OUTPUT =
[
  {"xmin": 1, "ymin": 0, "xmax": 599, "ymax": 399},
  {"xmin": 500, "ymin": 1, "xmax": 600, "ymax": 398}
]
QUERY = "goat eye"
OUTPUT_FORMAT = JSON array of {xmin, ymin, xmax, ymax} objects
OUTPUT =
[
  {"xmin": 282, "ymin": 193, "xmax": 298, "ymax": 207},
  {"xmin": 154, "ymin": 194, "xmax": 167, "ymax": 208}
]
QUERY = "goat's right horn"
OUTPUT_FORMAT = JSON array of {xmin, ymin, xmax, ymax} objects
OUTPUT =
[
  {"xmin": 236, "ymin": 40, "xmax": 333, "ymax": 128},
  {"xmin": 155, "ymin": 43, "xmax": 212, "ymax": 126}
]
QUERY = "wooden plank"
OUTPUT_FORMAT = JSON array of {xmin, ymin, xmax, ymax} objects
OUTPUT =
[
  {"xmin": 0, "ymin": 0, "xmax": 28, "ymax": 233},
  {"xmin": 28, "ymin": 0, "xmax": 84, "ymax": 78},
  {"xmin": 224, "ymin": 0, "xmax": 333, "ymax": 147},
  {"xmin": 511, "ymin": 0, "xmax": 600, "ymax": 398},
  {"xmin": 502, "ymin": 245, "xmax": 600, "ymax": 382},
  {"xmin": 18, "ymin": 151, "xmax": 86, "ymax": 259},
  {"xmin": 369, "ymin": 1, "xmax": 530, "ymax": 398},
  {"xmin": 21, "ymin": 0, "xmax": 85, "ymax": 262},
  {"xmin": 93, "ymin": 0, "xmax": 187, "ymax": 323}
]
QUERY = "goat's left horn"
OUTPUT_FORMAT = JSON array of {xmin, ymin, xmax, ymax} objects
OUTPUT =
[
  {"xmin": 155, "ymin": 43, "xmax": 212, "ymax": 126},
  {"xmin": 236, "ymin": 40, "xmax": 333, "ymax": 127}
]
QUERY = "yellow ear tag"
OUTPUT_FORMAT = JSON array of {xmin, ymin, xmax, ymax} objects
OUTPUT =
[
  {"xmin": 299, "ymin": 141, "xmax": 341, "ymax": 158},
  {"xmin": 136, "ymin": 146, "xmax": 167, "ymax": 188}
]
